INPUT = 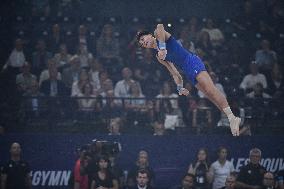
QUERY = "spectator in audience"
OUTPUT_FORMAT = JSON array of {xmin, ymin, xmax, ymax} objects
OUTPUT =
[
  {"xmin": 96, "ymin": 24, "xmax": 120, "ymax": 64},
  {"xmin": 39, "ymin": 59, "xmax": 62, "ymax": 86},
  {"xmin": 73, "ymin": 146, "xmax": 90, "ymax": 189},
  {"xmin": 76, "ymin": 43, "xmax": 93, "ymax": 69},
  {"xmin": 236, "ymin": 148, "xmax": 266, "ymax": 189},
  {"xmin": 130, "ymin": 169, "xmax": 153, "ymax": 189},
  {"xmin": 90, "ymin": 155, "xmax": 119, "ymax": 189},
  {"xmin": 3, "ymin": 39, "xmax": 26, "ymax": 74},
  {"xmin": 22, "ymin": 80, "xmax": 45, "ymax": 117},
  {"xmin": 267, "ymin": 64, "xmax": 284, "ymax": 97},
  {"xmin": 173, "ymin": 173, "xmax": 195, "ymax": 189},
  {"xmin": 114, "ymin": 67, "xmax": 139, "ymax": 100},
  {"xmin": 99, "ymin": 78, "xmax": 114, "ymax": 100},
  {"xmin": 152, "ymin": 119, "xmax": 167, "ymax": 136},
  {"xmin": 61, "ymin": 56, "xmax": 81, "ymax": 89},
  {"xmin": 196, "ymin": 31, "xmax": 215, "ymax": 59},
  {"xmin": 1, "ymin": 142, "xmax": 32, "ymax": 189},
  {"xmin": 40, "ymin": 66, "xmax": 68, "ymax": 96},
  {"xmin": 53, "ymin": 43, "xmax": 72, "ymax": 70},
  {"xmin": 48, "ymin": 24, "xmax": 63, "ymax": 53},
  {"xmin": 208, "ymin": 147, "xmax": 234, "ymax": 189},
  {"xmin": 23, "ymin": 79, "xmax": 42, "ymax": 97},
  {"xmin": 108, "ymin": 117, "xmax": 122, "ymax": 135},
  {"xmin": 220, "ymin": 174, "xmax": 237, "ymax": 189},
  {"xmin": 192, "ymin": 98, "xmax": 213, "ymax": 128},
  {"xmin": 276, "ymin": 169, "xmax": 284, "ymax": 189},
  {"xmin": 125, "ymin": 82, "xmax": 146, "ymax": 113},
  {"xmin": 127, "ymin": 150, "xmax": 155, "ymax": 188},
  {"xmin": 156, "ymin": 98, "xmax": 180, "ymax": 130},
  {"xmin": 77, "ymin": 25, "xmax": 88, "ymax": 48},
  {"xmin": 240, "ymin": 62, "xmax": 268, "ymax": 93},
  {"xmin": 201, "ymin": 18, "xmax": 225, "ymax": 48},
  {"xmin": 32, "ymin": 39, "xmax": 53, "ymax": 76},
  {"xmin": 108, "ymin": 153, "xmax": 124, "ymax": 189},
  {"xmin": 177, "ymin": 26, "xmax": 195, "ymax": 53},
  {"xmin": 16, "ymin": 62, "xmax": 37, "ymax": 95},
  {"xmin": 77, "ymin": 82, "xmax": 98, "ymax": 113},
  {"xmin": 262, "ymin": 172, "xmax": 276, "ymax": 189},
  {"xmin": 187, "ymin": 16, "xmax": 200, "ymax": 43},
  {"xmin": 246, "ymin": 83, "xmax": 271, "ymax": 98},
  {"xmin": 255, "ymin": 39, "xmax": 277, "ymax": 76},
  {"xmin": 179, "ymin": 82, "xmax": 198, "ymax": 127},
  {"xmin": 89, "ymin": 58, "xmax": 103, "ymax": 91},
  {"xmin": 156, "ymin": 81, "xmax": 179, "ymax": 112},
  {"xmin": 188, "ymin": 148, "xmax": 210, "ymax": 189},
  {"xmin": 134, "ymin": 49, "xmax": 163, "ymax": 97},
  {"xmin": 101, "ymin": 89, "xmax": 123, "ymax": 119},
  {"xmin": 98, "ymin": 70, "xmax": 111, "ymax": 92},
  {"xmin": 71, "ymin": 69, "xmax": 92, "ymax": 97}
]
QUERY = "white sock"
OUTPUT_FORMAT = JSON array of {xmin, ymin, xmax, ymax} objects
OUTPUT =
[{"xmin": 223, "ymin": 107, "xmax": 235, "ymax": 120}]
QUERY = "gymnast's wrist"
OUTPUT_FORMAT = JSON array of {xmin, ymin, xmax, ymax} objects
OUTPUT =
[
  {"xmin": 158, "ymin": 41, "xmax": 166, "ymax": 50},
  {"xmin": 177, "ymin": 84, "xmax": 183, "ymax": 92}
]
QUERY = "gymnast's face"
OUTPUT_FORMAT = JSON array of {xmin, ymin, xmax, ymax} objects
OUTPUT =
[{"xmin": 139, "ymin": 34, "xmax": 155, "ymax": 48}]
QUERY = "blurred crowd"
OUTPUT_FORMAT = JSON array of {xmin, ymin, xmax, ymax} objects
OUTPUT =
[
  {"xmin": 0, "ymin": 0, "xmax": 283, "ymax": 133},
  {"xmin": 1, "ymin": 142, "xmax": 284, "ymax": 189}
]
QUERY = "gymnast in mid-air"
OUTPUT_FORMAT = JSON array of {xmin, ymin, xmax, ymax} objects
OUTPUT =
[{"xmin": 136, "ymin": 24, "xmax": 240, "ymax": 136}]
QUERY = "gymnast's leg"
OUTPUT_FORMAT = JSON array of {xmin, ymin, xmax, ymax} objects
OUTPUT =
[{"xmin": 195, "ymin": 71, "xmax": 240, "ymax": 136}]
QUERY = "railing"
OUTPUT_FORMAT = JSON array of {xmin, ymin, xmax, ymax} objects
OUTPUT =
[{"xmin": 13, "ymin": 96, "xmax": 284, "ymax": 134}]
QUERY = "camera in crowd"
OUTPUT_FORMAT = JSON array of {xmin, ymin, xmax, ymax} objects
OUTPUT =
[{"xmin": 78, "ymin": 139, "xmax": 122, "ymax": 158}]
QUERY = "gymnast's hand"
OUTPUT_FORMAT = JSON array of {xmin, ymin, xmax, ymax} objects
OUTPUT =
[
  {"xmin": 178, "ymin": 88, "xmax": 189, "ymax": 96},
  {"xmin": 157, "ymin": 49, "xmax": 167, "ymax": 60}
]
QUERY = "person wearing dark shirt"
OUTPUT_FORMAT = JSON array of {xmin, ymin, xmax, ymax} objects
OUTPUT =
[
  {"xmin": 220, "ymin": 174, "xmax": 237, "ymax": 189},
  {"xmin": 130, "ymin": 169, "xmax": 153, "ymax": 189},
  {"xmin": 261, "ymin": 172, "xmax": 276, "ymax": 189},
  {"xmin": 188, "ymin": 148, "xmax": 210, "ymax": 189},
  {"xmin": 40, "ymin": 66, "xmax": 69, "ymax": 96},
  {"xmin": 173, "ymin": 173, "xmax": 195, "ymax": 189},
  {"xmin": 90, "ymin": 155, "xmax": 119, "ymax": 189},
  {"xmin": 1, "ymin": 142, "xmax": 31, "ymax": 189},
  {"xmin": 236, "ymin": 148, "xmax": 266, "ymax": 189},
  {"xmin": 127, "ymin": 150, "xmax": 155, "ymax": 188},
  {"xmin": 276, "ymin": 169, "xmax": 284, "ymax": 189}
]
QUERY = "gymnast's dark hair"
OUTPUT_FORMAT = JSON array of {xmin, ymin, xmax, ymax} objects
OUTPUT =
[{"xmin": 136, "ymin": 30, "xmax": 152, "ymax": 43}]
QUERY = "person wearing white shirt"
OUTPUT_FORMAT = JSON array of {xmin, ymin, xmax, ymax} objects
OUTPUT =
[
  {"xmin": 89, "ymin": 58, "xmax": 103, "ymax": 90},
  {"xmin": 16, "ymin": 63, "xmax": 37, "ymax": 94},
  {"xmin": 240, "ymin": 62, "xmax": 267, "ymax": 92},
  {"xmin": 208, "ymin": 147, "xmax": 234, "ymax": 189},
  {"xmin": 156, "ymin": 81, "xmax": 179, "ymax": 110},
  {"xmin": 3, "ymin": 39, "xmax": 26, "ymax": 71},
  {"xmin": 201, "ymin": 18, "xmax": 225, "ymax": 47},
  {"xmin": 71, "ymin": 69, "xmax": 91, "ymax": 97},
  {"xmin": 114, "ymin": 67, "xmax": 141, "ymax": 103},
  {"xmin": 53, "ymin": 43, "xmax": 72, "ymax": 69},
  {"xmin": 246, "ymin": 83, "xmax": 271, "ymax": 98},
  {"xmin": 77, "ymin": 44, "xmax": 93, "ymax": 69}
]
